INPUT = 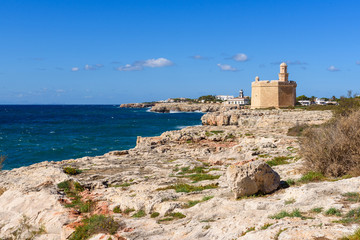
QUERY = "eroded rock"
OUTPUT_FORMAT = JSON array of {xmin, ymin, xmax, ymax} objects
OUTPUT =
[{"xmin": 226, "ymin": 160, "xmax": 280, "ymax": 198}]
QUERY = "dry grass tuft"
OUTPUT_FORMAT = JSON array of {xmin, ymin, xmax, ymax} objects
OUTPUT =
[{"xmin": 301, "ymin": 110, "xmax": 360, "ymax": 177}]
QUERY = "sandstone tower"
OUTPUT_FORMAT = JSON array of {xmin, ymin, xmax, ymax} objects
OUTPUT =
[{"xmin": 251, "ymin": 62, "xmax": 297, "ymax": 109}]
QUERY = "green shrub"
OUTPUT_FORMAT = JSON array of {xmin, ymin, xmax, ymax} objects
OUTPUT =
[
  {"xmin": 151, "ymin": 212, "xmax": 160, "ymax": 218},
  {"xmin": 325, "ymin": 207, "xmax": 341, "ymax": 216},
  {"xmin": 158, "ymin": 212, "xmax": 186, "ymax": 223},
  {"xmin": 69, "ymin": 215, "xmax": 120, "ymax": 240},
  {"xmin": 113, "ymin": 206, "xmax": 121, "ymax": 213},
  {"xmin": 123, "ymin": 208, "xmax": 135, "ymax": 214},
  {"xmin": 311, "ymin": 207, "xmax": 323, "ymax": 213},
  {"xmin": 266, "ymin": 156, "xmax": 291, "ymax": 167},
  {"xmin": 260, "ymin": 223, "xmax": 273, "ymax": 230},
  {"xmin": 132, "ymin": 210, "xmax": 146, "ymax": 218},
  {"xmin": 63, "ymin": 167, "xmax": 82, "ymax": 175},
  {"xmin": 269, "ymin": 209, "xmax": 303, "ymax": 219}
]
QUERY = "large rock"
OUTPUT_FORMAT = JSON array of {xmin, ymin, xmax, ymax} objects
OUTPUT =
[{"xmin": 226, "ymin": 160, "xmax": 280, "ymax": 198}]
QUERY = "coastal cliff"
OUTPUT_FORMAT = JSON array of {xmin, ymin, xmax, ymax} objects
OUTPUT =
[
  {"xmin": 2, "ymin": 109, "xmax": 360, "ymax": 240},
  {"xmin": 149, "ymin": 102, "xmax": 242, "ymax": 113},
  {"xmin": 120, "ymin": 103, "xmax": 156, "ymax": 108}
]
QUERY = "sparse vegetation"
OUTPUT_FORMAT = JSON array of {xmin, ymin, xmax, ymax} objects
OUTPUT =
[
  {"xmin": 311, "ymin": 207, "xmax": 323, "ymax": 213},
  {"xmin": 10, "ymin": 215, "xmax": 46, "ymax": 240},
  {"xmin": 298, "ymin": 171, "xmax": 326, "ymax": 183},
  {"xmin": 185, "ymin": 173, "xmax": 220, "ymax": 182},
  {"xmin": 157, "ymin": 183, "xmax": 218, "ymax": 193},
  {"xmin": 301, "ymin": 109, "xmax": 360, "ymax": 177},
  {"xmin": 113, "ymin": 206, "xmax": 121, "ymax": 213},
  {"xmin": 325, "ymin": 207, "xmax": 341, "ymax": 216},
  {"xmin": 0, "ymin": 187, "xmax": 6, "ymax": 196},
  {"xmin": 132, "ymin": 210, "xmax": 146, "ymax": 218},
  {"xmin": 269, "ymin": 209, "xmax": 303, "ymax": 219},
  {"xmin": 57, "ymin": 180, "xmax": 93, "ymax": 213},
  {"xmin": 260, "ymin": 223, "xmax": 273, "ymax": 230},
  {"xmin": 274, "ymin": 228, "xmax": 287, "ymax": 240},
  {"xmin": 123, "ymin": 208, "xmax": 135, "ymax": 214},
  {"xmin": 336, "ymin": 207, "xmax": 360, "ymax": 224},
  {"xmin": 287, "ymin": 123, "xmax": 309, "ymax": 136},
  {"xmin": 63, "ymin": 167, "xmax": 82, "ymax": 175},
  {"xmin": 266, "ymin": 156, "xmax": 291, "ymax": 167},
  {"xmin": 342, "ymin": 192, "xmax": 360, "ymax": 202},
  {"xmin": 341, "ymin": 228, "xmax": 360, "ymax": 240},
  {"xmin": 69, "ymin": 214, "xmax": 120, "ymax": 240},
  {"xmin": 158, "ymin": 212, "xmax": 186, "ymax": 223},
  {"xmin": 151, "ymin": 212, "xmax": 160, "ymax": 218},
  {"xmin": 183, "ymin": 195, "xmax": 214, "ymax": 208},
  {"xmin": 210, "ymin": 130, "xmax": 224, "ymax": 135},
  {"xmin": 284, "ymin": 198, "xmax": 296, "ymax": 205},
  {"xmin": 241, "ymin": 226, "xmax": 255, "ymax": 236}
]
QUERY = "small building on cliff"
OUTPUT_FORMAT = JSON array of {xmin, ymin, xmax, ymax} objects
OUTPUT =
[
  {"xmin": 251, "ymin": 62, "xmax": 297, "ymax": 109},
  {"xmin": 225, "ymin": 89, "xmax": 250, "ymax": 105}
]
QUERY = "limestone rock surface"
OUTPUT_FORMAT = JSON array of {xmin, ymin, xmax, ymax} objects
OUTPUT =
[{"xmin": 227, "ymin": 160, "xmax": 280, "ymax": 198}]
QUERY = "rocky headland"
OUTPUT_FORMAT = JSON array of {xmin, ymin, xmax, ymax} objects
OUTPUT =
[
  {"xmin": 1, "ymin": 109, "xmax": 359, "ymax": 240},
  {"xmin": 119, "ymin": 103, "xmax": 156, "ymax": 108}
]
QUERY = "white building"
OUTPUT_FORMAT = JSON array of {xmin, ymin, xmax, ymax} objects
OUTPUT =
[
  {"xmin": 224, "ymin": 89, "xmax": 250, "ymax": 105},
  {"xmin": 216, "ymin": 95, "xmax": 234, "ymax": 101},
  {"xmin": 226, "ymin": 97, "xmax": 250, "ymax": 105},
  {"xmin": 315, "ymin": 98, "xmax": 326, "ymax": 105},
  {"xmin": 298, "ymin": 100, "xmax": 311, "ymax": 106}
]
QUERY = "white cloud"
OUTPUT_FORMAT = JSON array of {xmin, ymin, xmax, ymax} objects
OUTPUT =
[
  {"xmin": 116, "ymin": 58, "xmax": 173, "ymax": 71},
  {"xmin": 84, "ymin": 64, "xmax": 96, "ymax": 70},
  {"xmin": 232, "ymin": 53, "xmax": 248, "ymax": 62},
  {"xmin": 142, "ymin": 58, "xmax": 173, "ymax": 68},
  {"xmin": 71, "ymin": 67, "xmax": 79, "ymax": 72},
  {"xmin": 328, "ymin": 65, "xmax": 340, "ymax": 72},
  {"xmin": 116, "ymin": 64, "xmax": 143, "ymax": 71},
  {"xmin": 217, "ymin": 63, "xmax": 238, "ymax": 71},
  {"xmin": 191, "ymin": 55, "xmax": 209, "ymax": 60}
]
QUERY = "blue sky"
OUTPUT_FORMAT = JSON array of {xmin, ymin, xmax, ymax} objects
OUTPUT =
[{"xmin": 0, "ymin": 0, "xmax": 359, "ymax": 104}]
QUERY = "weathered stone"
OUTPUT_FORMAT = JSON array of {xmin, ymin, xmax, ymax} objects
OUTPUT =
[{"xmin": 226, "ymin": 160, "xmax": 280, "ymax": 198}]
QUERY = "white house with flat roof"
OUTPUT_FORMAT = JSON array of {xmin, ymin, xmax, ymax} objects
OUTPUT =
[{"xmin": 216, "ymin": 95, "xmax": 234, "ymax": 101}]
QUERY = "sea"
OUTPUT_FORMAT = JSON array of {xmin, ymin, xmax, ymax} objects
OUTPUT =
[{"xmin": 0, "ymin": 105, "xmax": 204, "ymax": 170}]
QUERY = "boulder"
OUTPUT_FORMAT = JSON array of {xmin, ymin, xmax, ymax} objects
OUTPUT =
[{"xmin": 226, "ymin": 160, "xmax": 280, "ymax": 198}]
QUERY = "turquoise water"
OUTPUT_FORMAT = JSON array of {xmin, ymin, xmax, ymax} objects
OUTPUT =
[{"xmin": 0, "ymin": 105, "xmax": 203, "ymax": 170}]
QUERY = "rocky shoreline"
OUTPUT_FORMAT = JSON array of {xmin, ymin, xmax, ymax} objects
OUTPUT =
[
  {"xmin": 121, "ymin": 102, "xmax": 244, "ymax": 113},
  {"xmin": 1, "ymin": 109, "xmax": 359, "ymax": 240}
]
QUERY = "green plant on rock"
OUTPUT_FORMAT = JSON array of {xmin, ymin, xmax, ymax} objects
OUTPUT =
[
  {"xmin": 151, "ymin": 212, "xmax": 160, "ymax": 218},
  {"xmin": 266, "ymin": 156, "xmax": 291, "ymax": 167},
  {"xmin": 113, "ymin": 206, "xmax": 121, "ymax": 213},
  {"xmin": 325, "ymin": 207, "xmax": 341, "ymax": 216},
  {"xmin": 311, "ymin": 207, "xmax": 323, "ymax": 213},
  {"xmin": 63, "ymin": 167, "xmax": 82, "ymax": 175},
  {"xmin": 132, "ymin": 210, "xmax": 146, "ymax": 218},
  {"xmin": 157, "ymin": 183, "xmax": 218, "ymax": 193},
  {"xmin": 342, "ymin": 192, "xmax": 360, "ymax": 202},
  {"xmin": 69, "ymin": 215, "xmax": 120, "ymax": 240},
  {"xmin": 269, "ymin": 209, "xmax": 303, "ymax": 219}
]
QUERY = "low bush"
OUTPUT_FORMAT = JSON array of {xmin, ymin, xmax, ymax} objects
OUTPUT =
[
  {"xmin": 69, "ymin": 215, "xmax": 120, "ymax": 240},
  {"xmin": 341, "ymin": 228, "xmax": 360, "ymax": 240},
  {"xmin": 151, "ymin": 212, "xmax": 160, "ymax": 218},
  {"xmin": 300, "ymin": 110, "xmax": 360, "ymax": 177},
  {"xmin": 63, "ymin": 167, "xmax": 82, "ymax": 175},
  {"xmin": 325, "ymin": 207, "xmax": 341, "ymax": 216},
  {"xmin": 132, "ymin": 210, "xmax": 146, "ymax": 218}
]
